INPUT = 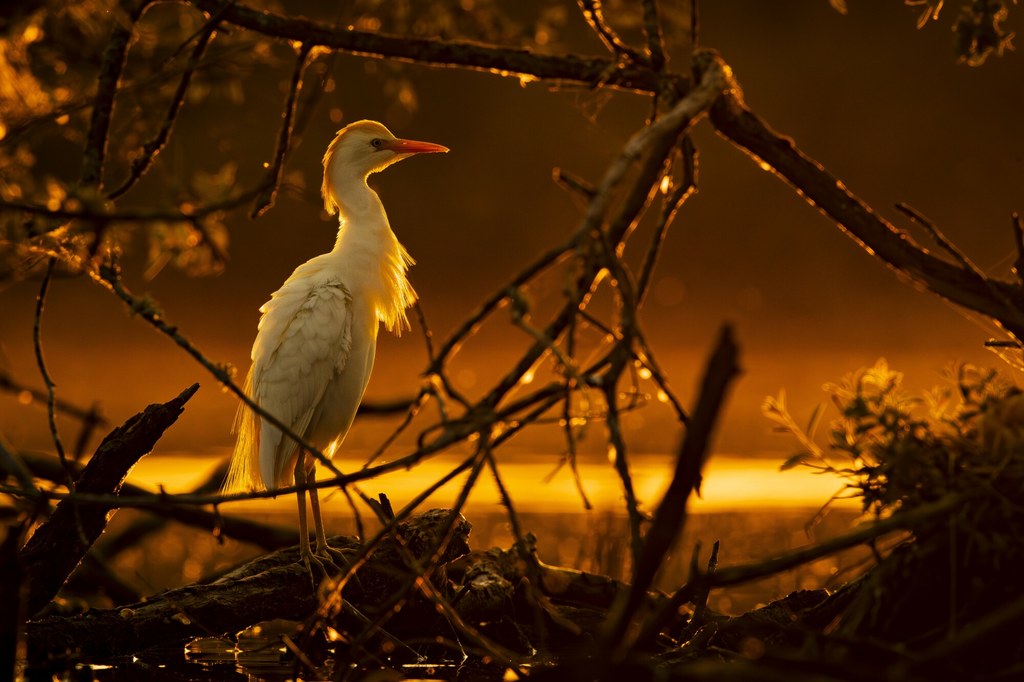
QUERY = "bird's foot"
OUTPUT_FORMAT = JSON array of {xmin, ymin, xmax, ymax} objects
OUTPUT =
[
  {"xmin": 314, "ymin": 543, "xmax": 351, "ymax": 573},
  {"xmin": 299, "ymin": 547, "xmax": 333, "ymax": 588}
]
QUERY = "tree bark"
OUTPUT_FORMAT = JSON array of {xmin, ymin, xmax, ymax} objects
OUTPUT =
[
  {"xmin": 699, "ymin": 51, "xmax": 1024, "ymax": 341},
  {"xmin": 27, "ymin": 509, "xmax": 472, "ymax": 665},
  {"xmin": 19, "ymin": 383, "xmax": 199, "ymax": 617}
]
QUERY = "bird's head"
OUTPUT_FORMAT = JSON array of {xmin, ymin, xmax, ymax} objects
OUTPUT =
[{"xmin": 321, "ymin": 120, "xmax": 448, "ymax": 214}]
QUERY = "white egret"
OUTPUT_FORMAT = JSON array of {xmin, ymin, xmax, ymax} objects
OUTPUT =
[{"xmin": 224, "ymin": 120, "xmax": 448, "ymax": 575}]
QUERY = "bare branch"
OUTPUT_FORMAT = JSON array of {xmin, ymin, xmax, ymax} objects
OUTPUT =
[
  {"xmin": 704, "ymin": 50, "xmax": 1024, "ymax": 340},
  {"xmin": 552, "ymin": 167, "xmax": 597, "ymax": 201},
  {"xmin": 32, "ymin": 258, "xmax": 73, "ymax": 487},
  {"xmin": 1011, "ymin": 211, "xmax": 1024, "ymax": 286},
  {"xmin": 107, "ymin": 18, "xmax": 219, "ymax": 200},
  {"xmin": 895, "ymin": 202, "xmax": 985, "ymax": 279},
  {"xmin": 577, "ymin": 0, "xmax": 646, "ymax": 64},
  {"xmin": 189, "ymin": 0, "xmax": 677, "ymax": 94},
  {"xmin": 636, "ymin": 135, "xmax": 697, "ymax": 305},
  {"xmin": 611, "ymin": 324, "xmax": 739, "ymax": 653},
  {"xmin": 80, "ymin": 0, "xmax": 149, "ymax": 189},
  {"xmin": 640, "ymin": 0, "xmax": 667, "ymax": 71},
  {"xmin": 3, "ymin": 191, "xmax": 258, "ymax": 230},
  {"xmin": 250, "ymin": 42, "xmax": 313, "ymax": 219},
  {"xmin": 20, "ymin": 383, "xmax": 199, "ymax": 617}
]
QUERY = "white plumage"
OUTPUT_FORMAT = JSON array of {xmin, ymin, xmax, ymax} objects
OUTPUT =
[{"xmin": 225, "ymin": 120, "xmax": 447, "ymax": 572}]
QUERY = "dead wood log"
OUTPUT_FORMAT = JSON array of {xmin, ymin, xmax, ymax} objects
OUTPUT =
[
  {"xmin": 19, "ymin": 383, "xmax": 199, "ymax": 617},
  {"xmin": 26, "ymin": 509, "xmax": 471, "ymax": 665}
]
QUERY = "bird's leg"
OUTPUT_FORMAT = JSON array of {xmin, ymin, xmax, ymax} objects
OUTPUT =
[
  {"xmin": 307, "ymin": 462, "xmax": 350, "ymax": 568},
  {"xmin": 295, "ymin": 453, "xmax": 330, "ymax": 584}
]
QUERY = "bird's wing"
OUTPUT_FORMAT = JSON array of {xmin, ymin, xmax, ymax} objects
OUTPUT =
[{"xmin": 248, "ymin": 266, "xmax": 353, "ymax": 488}]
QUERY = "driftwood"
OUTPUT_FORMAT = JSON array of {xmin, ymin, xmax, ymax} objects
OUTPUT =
[
  {"xmin": 19, "ymin": 383, "xmax": 199, "ymax": 618},
  {"xmin": 27, "ymin": 513, "xmax": 667, "ymax": 668},
  {"xmin": 26, "ymin": 509, "xmax": 471, "ymax": 666}
]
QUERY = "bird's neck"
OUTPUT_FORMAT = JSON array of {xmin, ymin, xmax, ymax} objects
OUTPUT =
[{"xmin": 329, "ymin": 175, "xmax": 416, "ymax": 334}]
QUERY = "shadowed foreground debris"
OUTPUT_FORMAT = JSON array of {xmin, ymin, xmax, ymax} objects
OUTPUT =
[
  {"xmin": 28, "ymin": 509, "xmax": 472, "ymax": 665},
  {"xmin": 19, "ymin": 384, "xmax": 200, "ymax": 618}
]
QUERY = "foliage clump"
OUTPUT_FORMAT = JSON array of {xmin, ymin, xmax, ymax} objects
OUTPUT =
[
  {"xmin": 764, "ymin": 359, "xmax": 1023, "ymax": 514},
  {"xmin": 764, "ymin": 360, "xmax": 1024, "ymax": 670}
]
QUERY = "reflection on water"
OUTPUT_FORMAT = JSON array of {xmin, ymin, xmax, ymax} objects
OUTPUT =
[{"xmin": 185, "ymin": 621, "xmax": 314, "ymax": 681}]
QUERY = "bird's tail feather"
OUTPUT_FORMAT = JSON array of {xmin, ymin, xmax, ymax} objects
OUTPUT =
[{"xmin": 222, "ymin": 370, "xmax": 264, "ymax": 493}]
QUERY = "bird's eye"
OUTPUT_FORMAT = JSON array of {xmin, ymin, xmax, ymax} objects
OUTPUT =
[{"xmin": 371, "ymin": 138, "xmax": 383, "ymax": 149}]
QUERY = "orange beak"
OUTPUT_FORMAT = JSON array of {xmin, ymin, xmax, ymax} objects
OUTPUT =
[{"xmin": 383, "ymin": 137, "xmax": 449, "ymax": 154}]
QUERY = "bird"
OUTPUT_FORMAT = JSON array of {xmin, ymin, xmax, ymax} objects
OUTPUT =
[{"xmin": 224, "ymin": 120, "xmax": 448, "ymax": 576}]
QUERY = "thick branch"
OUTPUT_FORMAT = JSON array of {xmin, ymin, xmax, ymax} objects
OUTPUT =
[
  {"xmin": 605, "ymin": 324, "xmax": 740, "ymax": 653},
  {"xmin": 703, "ymin": 51, "xmax": 1024, "ymax": 340},
  {"xmin": 188, "ymin": 0, "xmax": 679, "ymax": 94},
  {"xmin": 19, "ymin": 383, "xmax": 199, "ymax": 617}
]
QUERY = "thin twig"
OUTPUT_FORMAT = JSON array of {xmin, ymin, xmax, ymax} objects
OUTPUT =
[
  {"xmin": 634, "ymin": 331, "xmax": 688, "ymax": 423},
  {"xmin": 677, "ymin": 539, "xmax": 719, "ymax": 642},
  {"xmin": 80, "ymin": 0, "xmax": 149, "ymax": 189},
  {"xmin": 895, "ymin": 202, "xmax": 984, "ymax": 278},
  {"xmin": 560, "ymin": 312, "xmax": 593, "ymax": 510},
  {"xmin": 430, "ymin": 239, "xmax": 577, "ymax": 374},
  {"xmin": 602, "ymin": 378, "xmax": 644, "ymax": 566},
  {"xmin": 107, "ymin": 22, "xmax": 219, "ymax": 199},
  {"xmin": 640, "ymin": 0, "xmax": 667, "ymax": 71},
  {"xmin": 552, "ymin": 167, "xmax": 597, "ymax": 201},
  {"xmin": 3, "ymin": 190, "xmax": 264, "ymax": 229},
  {"xmin": 33, "ymin": 258, "xmax": 73, "ymax": 488},
  {"xmin": 250, "ymin": 42, "xmax": 313, "ymax": 218},
  {"xmin": 896, "ymin": 201, "xmax": 1023, "ymax": 323},
  {"xmin": 16, "ymin": 452, "xmax": 298, "ymax": 550},
  {"xmin": 635, "ymin": 136, "xmax": 697, "ymax": 306},
  {"xmin": 577, "ymin": 0, "xmax": 646, "ymax": 64},
  {"xmin": 1011, "ymin": 211, "xmax": 1024, "ymax": 286}
]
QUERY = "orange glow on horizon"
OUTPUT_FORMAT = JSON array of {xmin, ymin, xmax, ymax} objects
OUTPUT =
[{"xmin": 128, "ymin": 452, "xmax": 857, "ymax": 516}]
